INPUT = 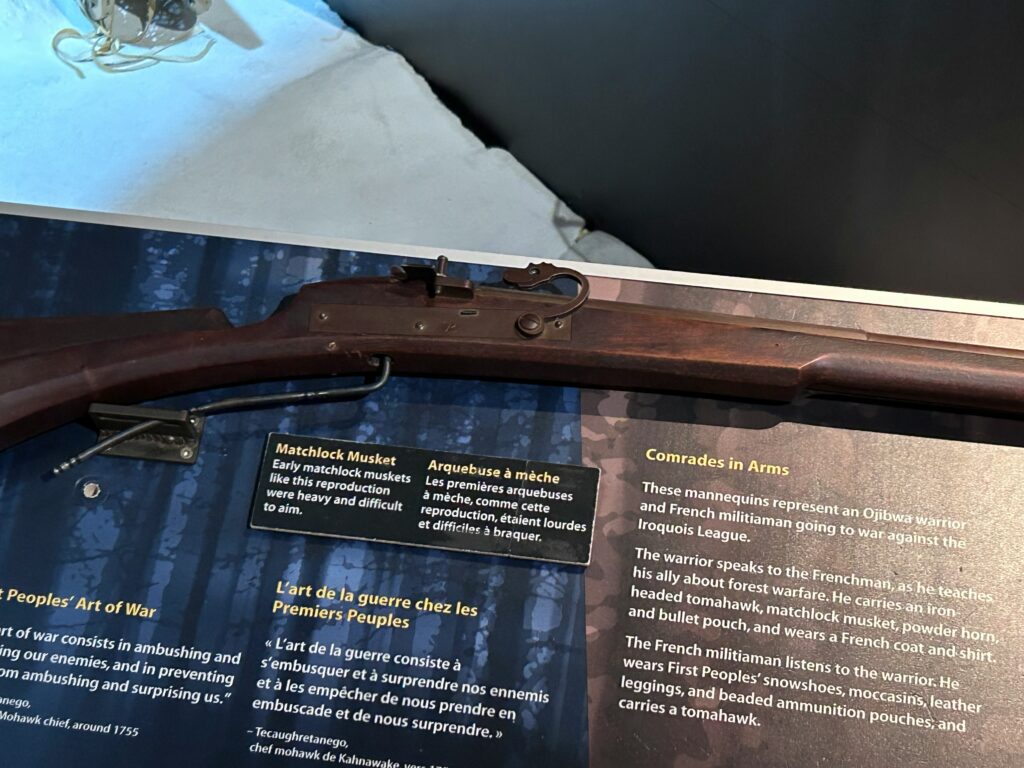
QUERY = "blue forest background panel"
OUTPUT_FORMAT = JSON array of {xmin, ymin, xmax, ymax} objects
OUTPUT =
[{"xmin": 0, "ymin": 215, "xmax": 588, "ymax": 767}]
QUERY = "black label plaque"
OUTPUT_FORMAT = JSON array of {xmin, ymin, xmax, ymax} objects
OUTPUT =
[{"xmin": 250, "ymin": 433, "xmax": 600, "ymax": 565}]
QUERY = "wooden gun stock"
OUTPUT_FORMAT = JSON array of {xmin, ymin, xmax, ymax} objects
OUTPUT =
[{"xmin": 2, "ymin": 259, "xmax": 1024, "ymax": 453}]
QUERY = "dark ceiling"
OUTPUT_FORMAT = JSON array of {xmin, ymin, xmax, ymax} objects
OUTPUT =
[{"xmin": 328, "ymin": 1, "xmax": 1024, "ymax": 303}]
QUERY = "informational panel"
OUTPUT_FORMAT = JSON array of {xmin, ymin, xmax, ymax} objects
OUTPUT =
[
  {"xmin": 250, "ymin": 434, "xmax": 599, "ymax": 565},
  {"xmin": 584, "ymin": 412, "xmax": 1023, "ymax": 767},
  {"xmin": 1, "ymin": 214, "xmax": 1023, "ymax": 768},
  {"xmin": 581, "ymin": 277, "xmax": 1024, "ymax": 768},
  {"xmin": 0, "ymin": 217, "xmax": 589, "ymax": 767}
]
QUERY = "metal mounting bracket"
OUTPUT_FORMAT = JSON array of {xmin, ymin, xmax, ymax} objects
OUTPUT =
[
  {"xmin": 53, "ymin": 357, "xmax": 393, "ymax": 475},
  {"xmin": 88, "ymin": 404, "xmax": 204, "ymax": 464}
]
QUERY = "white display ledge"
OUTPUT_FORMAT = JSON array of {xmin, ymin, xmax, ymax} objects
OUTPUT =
[{"xmin": 4, "ymin": 200, "xmax": 1023, "ymax": 321}]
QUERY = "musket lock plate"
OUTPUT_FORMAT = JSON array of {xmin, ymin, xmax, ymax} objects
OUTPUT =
[{"xmin": 315, "ymin": 257, "xmax": 589, "ymax": 341}]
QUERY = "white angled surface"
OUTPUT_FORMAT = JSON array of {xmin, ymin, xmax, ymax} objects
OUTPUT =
[{"xmin": 0, "ymin": 1, "xmax": 637, "ymax": 263}]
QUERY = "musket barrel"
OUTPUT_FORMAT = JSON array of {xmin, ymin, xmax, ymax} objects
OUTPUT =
[{"xmin": 1, "ymin": 276, "xmax": 1023, "ymax": 453}]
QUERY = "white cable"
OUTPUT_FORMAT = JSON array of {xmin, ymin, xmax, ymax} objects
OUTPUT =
[{"xmin": 52, "ymin": 0, "xmax": 214, "ymax": 78}]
